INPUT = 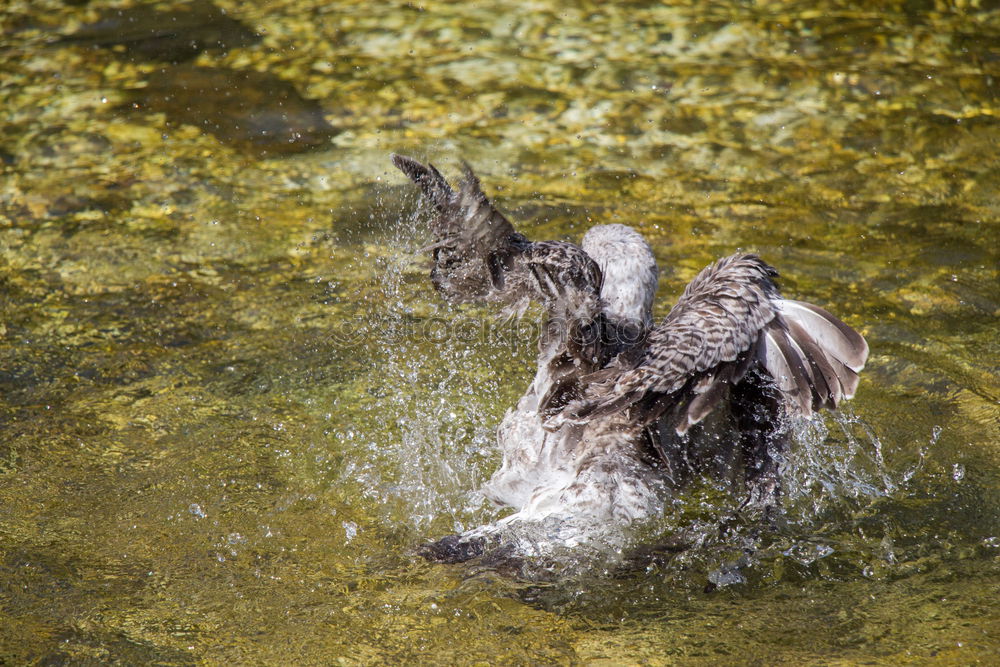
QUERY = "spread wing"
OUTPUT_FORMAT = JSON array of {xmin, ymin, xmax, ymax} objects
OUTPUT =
[
  {"xmin": 391, "ymin": 154, "xmax": 611, "ymax": 409},
  {"xmin": 558, "ymin": 253, "xmax": 869, "ymax": 434},
  {"xmin": 390, "ymin": 154, "xmax": 602, "ymax": 317}
]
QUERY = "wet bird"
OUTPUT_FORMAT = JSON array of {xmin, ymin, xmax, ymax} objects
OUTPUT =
[{"xmin": 391, "ymin": 154, "xmax": 868, "ymax": 563}]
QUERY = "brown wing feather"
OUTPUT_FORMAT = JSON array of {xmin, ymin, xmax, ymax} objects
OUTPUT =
[
  {"xmin": 556, "ymin": 252, "xmax": 869, "ymax": 434},
  {"xmin": 391, "ymin": 154, "xmax": 603, "ymax": 316},
  {"xmin": 392, "ymin": 154, "xmax": 610, "ymax": 410},
  {"xmin": 557, "ymin": 254, "xmax": 780, "ymax": 431}
]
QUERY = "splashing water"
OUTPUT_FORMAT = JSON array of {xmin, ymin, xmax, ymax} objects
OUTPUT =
[
  {"xmin": 332, "ymin": 190, "xmax": 526, "ymax": 540},
  {"xmin": 782, "ymin": 407, "xmax": 900, "ymax": 518},
  {"xmin": 336, "ymin": 192, "xmax": 908, "ymax": 584}
]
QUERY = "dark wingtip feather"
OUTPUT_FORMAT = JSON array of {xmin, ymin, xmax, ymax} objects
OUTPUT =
[
  {"xmin": 459, "ymin": 159, "xmax": 479, "ymax": 187},
  {"xmin": 456, "ymin": 159, "xmax": 493, "ymax": 211},
  {"xmin": 389, "ymin": 153, "xmax": 424, "ymax": 180},
  {"xmin": 390, "ymin": 153, "xmax": 454, "ymax": 211}
]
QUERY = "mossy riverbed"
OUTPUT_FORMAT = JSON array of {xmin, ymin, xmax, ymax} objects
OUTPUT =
[{"xmin": 2, "ymin": 1, "xmax": 998, "ymax": 664}]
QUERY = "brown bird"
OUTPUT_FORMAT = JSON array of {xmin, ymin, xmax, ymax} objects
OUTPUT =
[{"xmin": 391, "ymin": 154, "xmax": 868, "ymax": 563}]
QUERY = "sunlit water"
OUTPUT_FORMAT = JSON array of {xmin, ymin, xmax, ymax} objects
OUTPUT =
[{"xmin": 2, "ymin": 0, "xmax": 998, "ymax": 664}]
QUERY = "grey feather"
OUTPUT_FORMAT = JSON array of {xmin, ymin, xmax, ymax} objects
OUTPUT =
[
  {"xmin": 563, "ymin": 253, "xmax": 781, "ymax": 430},
  {"xmin": 390, "ymin": 154, "xmax": 869, "ymax": 559},
  {"xmin": 779, "ymin": 300, "xmax": 868, "ymax": 370},
  {"xmin": 762, "ymin": 319, "xmax": 818, "ymax": 416},
  {"xmin": 761, "ymin": 299, "xmax": 870, "ymax": 413}
]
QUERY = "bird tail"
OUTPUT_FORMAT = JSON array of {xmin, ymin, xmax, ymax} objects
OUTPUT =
[{"xmin": 761, "ymin": 299, "xmax": 869, "ymax": 417}]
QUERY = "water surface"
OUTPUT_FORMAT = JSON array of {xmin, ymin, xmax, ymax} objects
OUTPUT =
[{"xmin": 1, "ymin": 0, "xmax": 999, "ymax": 664}]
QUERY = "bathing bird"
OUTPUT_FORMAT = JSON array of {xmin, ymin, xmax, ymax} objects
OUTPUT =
[{"xmin": 391, "ymin": 154, "xmax": 868, "ymax": 563}]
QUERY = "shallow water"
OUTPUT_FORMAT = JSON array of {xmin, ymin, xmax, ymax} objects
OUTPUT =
[{"xmin": 2, "ymin": 0, "xmax": 999, "ymax": 664}]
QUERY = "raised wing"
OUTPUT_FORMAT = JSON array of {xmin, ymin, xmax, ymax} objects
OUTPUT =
[
  {"xmin": 391, "ymin": 154, "xmax": 612, "ymax": 410},
  {"xmin": 558, "ymin": 253, "xmax": 868, "ymax": 434},
  {"xmin": 391, "ymin": 154, "xmax": 603, "ymax": 317}
]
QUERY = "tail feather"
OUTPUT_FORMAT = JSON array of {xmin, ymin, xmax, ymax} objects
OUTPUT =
[
  {"xmin": 763, "ymin": 299, "xmax": 869, "ymax": 416},
  {"xmin": 779, "ymin": 300, "xmax": 868, "ymax": 372},
  {"xmin": 762, "ymin": 321, "xmax": 816, "ymax": 416}
]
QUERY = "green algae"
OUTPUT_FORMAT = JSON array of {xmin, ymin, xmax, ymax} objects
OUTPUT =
[{"xmin": 2, "ymin": 0, "xmax": 999, "ymax": 664}]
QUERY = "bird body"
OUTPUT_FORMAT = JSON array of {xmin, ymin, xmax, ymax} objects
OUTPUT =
[{"xmin": 390, "ymin": 154, "xmax": 869, "ymax": 562}]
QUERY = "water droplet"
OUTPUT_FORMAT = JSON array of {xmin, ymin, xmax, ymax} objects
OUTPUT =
[{"xmin": 342, "ymin": 521, "xmax": 358, "ymax": 542}]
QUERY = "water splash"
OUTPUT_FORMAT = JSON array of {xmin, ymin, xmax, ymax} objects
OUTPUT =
[
  {"xmin": 345, "ymin": 187, "xmax": 907, "ymax": 586},
  {"xmin": 336, "ymin": 189, "xmax": 518, "ymax": 537},
  {"xmin": 781, "ymin": 407, "xmax": 901, "ymax": 520}
]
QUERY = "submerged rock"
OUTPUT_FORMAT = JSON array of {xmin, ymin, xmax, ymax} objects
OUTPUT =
[
  {"xmin": 61, "ymin": 2, "xmax": 259, "ymax": 63},
  {"xmin": 130, "ymin": 65, "xmax": 337, "ymax": 158}
]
